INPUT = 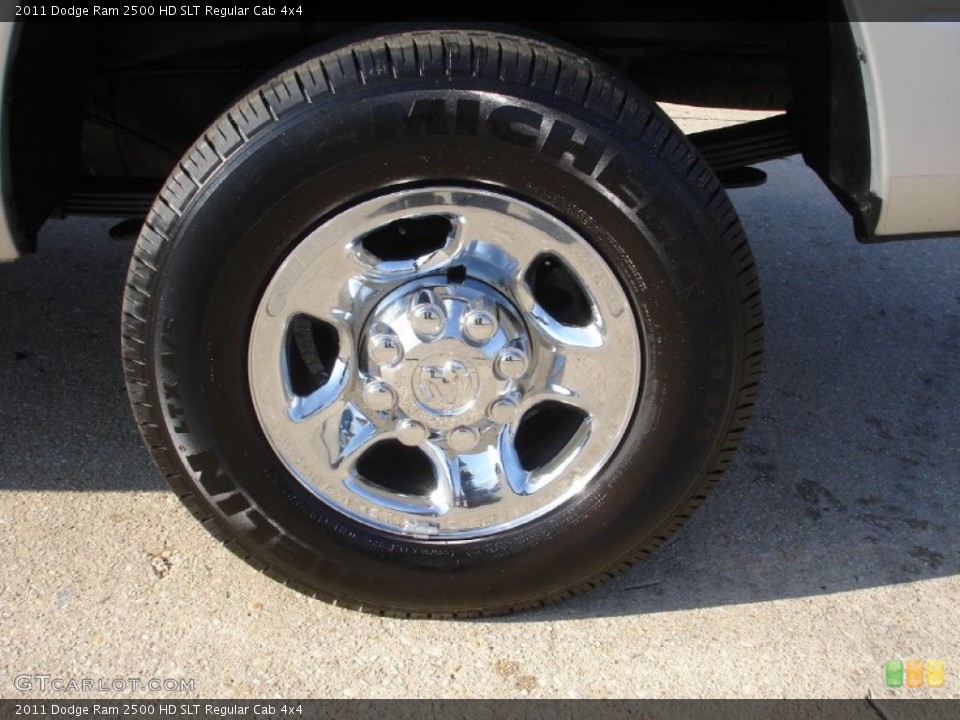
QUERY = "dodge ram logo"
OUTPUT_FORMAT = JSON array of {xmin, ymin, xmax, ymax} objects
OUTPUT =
[{"xmin": 414, "ymin": 357, "xmax": 480, "ymax": 414}]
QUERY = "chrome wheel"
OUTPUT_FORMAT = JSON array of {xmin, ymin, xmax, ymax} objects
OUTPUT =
[
  {"xmin": 248, "ymin": 187, "xmax": 641, "ymax": 539},
  {"xmin": 129, "ymin": 28, "xmax": 761, "ymax": 614}
]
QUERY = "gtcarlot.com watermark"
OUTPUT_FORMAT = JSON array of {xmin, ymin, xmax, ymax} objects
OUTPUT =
[{"xmin": 14, "ymin": 675, "xmax": 195, "ymax": 693}]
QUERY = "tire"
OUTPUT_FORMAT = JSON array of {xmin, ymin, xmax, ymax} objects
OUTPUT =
[{"xmin": 122, "ymin": 27, "xmax": 763, "ymax": 617}]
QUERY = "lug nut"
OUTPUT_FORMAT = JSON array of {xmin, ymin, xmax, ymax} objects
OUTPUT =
[
  {"xmin": 396, "ymin": 419, "xmax": 428, "ymax": 447},
  {"xmin": 448, "ymin": 426, "xmax": 479, "ymax": 453},
  {"xmin": 488, "ymin": 397, "xmax": 519, "ymax": 425},
  {"xmin": 494, "ymin": 346, "xmax": 528, "ymax": 380},
  {"xmin": 368, "ymin": 331, "xmax": 403, "ymax": 366},
  {"xmin": 362, "ymin": 381, "xmax": 397, "ymax": 412},
  {"xmin": 462, "ymin": 304, "xmax": 498, "ymax": 344},
  {"xmin": 409, "ymin": 290, "xmax": 445, "ymax": 339}
]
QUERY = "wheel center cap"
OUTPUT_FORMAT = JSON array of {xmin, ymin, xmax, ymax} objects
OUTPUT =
[
  {"xmin": 414, "ymin": 354, "xmax": 480, "ymax": 414},
  {"xmin": 359, "ymin": 279, "xmax": 531, "ymax": 444}
]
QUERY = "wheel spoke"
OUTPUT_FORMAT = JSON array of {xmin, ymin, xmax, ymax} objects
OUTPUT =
[
  {"xmin": 422, "ymin": 432, "xmax": 538, "ymax": 531},
  {"xmin": 452, "ymin": 198, "xmax": 573, "ymax": 294},
  {"xmin": 495, "ymin": 426, "xmax": 534, "ymax": 496},
  {"xmin": 555, "ymin": 342, "xmax": 608, "ymax": 414},
  {"xmin": 287, "ymin": 358, "xmax": 350, "ymax": 420},
  {"xmin": 265, "ymin": 240, "xmax": 359, "ymax": 323},
  {"xmin": 321, "ymin": 404, "xmax": 381, "ymax": 471},
  {"xmin": 408, "ymin": 217, "xmax": 469, "ymax": 276},
  {"xmin": 462, "ymin": 206, "xmax": 546, "ymax": 265},
  {"xmin": 528, "ymin": 340, "xmax": 607, "ymax": 419},
  {"xmin": 440, "ymin": 435, "xmax": 529, "ymax": 508},
  {"xmin": 424, "ymin": 442, "xmax": 462, "ymax": 513},
  {"xmin": 282, "ymin": 397, "xmax": 381, "ymax": 475}
]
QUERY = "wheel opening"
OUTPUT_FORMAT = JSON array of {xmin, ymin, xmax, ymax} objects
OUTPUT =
[
  {"xmin": 356, "ymin": 440, "xmax": 436, "ymax": 497},
  {"xmin": 514, "ymin": 401, "xmax": 588, "ymax": 472},
  {"xmin": 285, "ymin": 314, "xmax": 340, "ymax": 397},
  {"xmin": 360, "ymin": 215, "xmax": 454, "ymax": 262},
  {"xmin": 525, "ymin": 254, "xmax": 593, "ymax": 327}
]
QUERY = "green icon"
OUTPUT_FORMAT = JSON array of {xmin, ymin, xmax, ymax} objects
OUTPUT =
[{"xmin": 886, "ymin": 659, "xmax": 904, "ymax": 687}]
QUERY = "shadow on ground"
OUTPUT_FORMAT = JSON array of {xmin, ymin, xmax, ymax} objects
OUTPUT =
[{"xmin": 1, "ymin": 159, "xmax": 958, "ymax": 617}]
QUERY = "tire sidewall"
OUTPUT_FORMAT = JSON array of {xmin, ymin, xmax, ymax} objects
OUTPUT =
[{"xmin": 148, "ymin": 81, "xmax": 742, "ymax": 612}]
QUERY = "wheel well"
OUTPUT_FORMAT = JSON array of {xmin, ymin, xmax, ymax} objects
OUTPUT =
[{"xmin": 6, "ymin": 17, "xmax": 872, "ymax": 248}]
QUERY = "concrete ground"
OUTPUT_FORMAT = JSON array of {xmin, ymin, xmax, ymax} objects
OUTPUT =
[{"xmin": 0, "ymin": 107, "xmax": 958, "ymax": 701}]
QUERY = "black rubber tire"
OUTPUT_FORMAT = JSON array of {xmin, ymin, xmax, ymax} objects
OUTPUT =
[{"xmin": 122, "ymin": 27, "xmax": 763, "ymax": 618}]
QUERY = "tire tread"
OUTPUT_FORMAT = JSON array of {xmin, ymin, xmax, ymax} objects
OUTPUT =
[{"xmin": 122, "ymin": 27, "xmax": 764, "ymax": 618}]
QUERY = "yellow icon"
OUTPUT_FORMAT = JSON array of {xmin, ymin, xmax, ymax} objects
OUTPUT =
[
  {"xmin": 906, "ymin": 659, "xmax": 924, "ymax": 688},
  {"xmin": 927, "ymin": 659, "xmax": 945, "ymax": 688}
]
